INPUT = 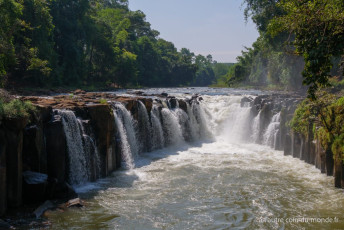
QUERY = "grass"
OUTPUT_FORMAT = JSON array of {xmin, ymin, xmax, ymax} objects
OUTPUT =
[{"xmin": 99, "ymin": 98, "xmax": 108, "ymax": 105}]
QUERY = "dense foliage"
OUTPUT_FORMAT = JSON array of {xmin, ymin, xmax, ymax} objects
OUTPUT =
[
  {"xmin": 226, "ymin": 0, "xmax": 305, "ymax": 90},
  {"xmin": 269, "ymin": 0, "xmax": 344, "ymax": 98},
  {"xmin": 229, "ymin": 0, "xmax": 344, "ymax": 96},
  {"xmin": 0, "ymin": 0, "xmax": 218, "ymax": 89},
  {"xmin": 0, "ymin": 99, "xmax": 35, "ymax": 118},
  {"xmin": 290, "ymin": 92, "xmax": 344, "ymax": 162}
]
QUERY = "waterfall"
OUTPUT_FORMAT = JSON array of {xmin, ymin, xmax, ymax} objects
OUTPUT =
[
  {"xmin": 189, "ymin": 101, "xmax": 212, "ymax": 140},
  {"xmin": 77, "ymin": 119, "xmax": 101, "ymax": 181},
  {"xmin": 58, "ymin": 110, "xmax": 88, "ymax": 185},
  {"xmin": 220, "ymin": 101, "xmax": 252, "ymax": 143},
  {"xmin": 151, "ymin": 105, "xmax": 164, "ymax": 150},
  {"xmin": 262, "ymin": 112, "xmax": 281, "ymax": 148},
  {"xmin": 137, "ymin": 101, "xmax": 152, "ymax": 152},
  {"xmin": 112, "ymin": 103, "xmax": 137, "ymax": 169},
  {"xmin": 186, "ymin": 103, "xmax": 200, "ymax": 141},
  {"xmin": 251, "ymin": 111, "xmax": 261, "ymax": 143},
  {"xmin": 161, "ymin": 108, "xmax": 184, "ymax": 146},
  {"xmin": 174, "ymin": 108, "xmax": 192, "ymax": 142}
]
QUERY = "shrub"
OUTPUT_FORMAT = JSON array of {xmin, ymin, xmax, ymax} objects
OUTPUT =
[{"xmin": 0, "ymin": 99, "xmax": 36, "ymax": 119}]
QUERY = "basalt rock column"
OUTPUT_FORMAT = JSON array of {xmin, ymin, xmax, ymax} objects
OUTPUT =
[{"xmin": 4, "ymin": 117, "xmax": 28, "ymax": 208}]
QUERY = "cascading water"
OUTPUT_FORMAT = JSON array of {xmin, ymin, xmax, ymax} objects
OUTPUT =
[
  {"xmin": 150, "ymin": 105, "xmax": 164, "ymax": 150},
  {"xmin": 174, "ymin": 108, "xmax": 192, "ymax": 142},
  {"xmin": 161, "ymin": 108, "xmax": 184, "ymax": 146},
  {"xmin": 189, "ymin": 101, "xmax": 212, "ymax": 140},
  {"xmin": 219, "ymin": 96, "xmax": 252, "ymax": 143},
  {"xmin": 77, "ymin": 119, "xmax": 101, "ymax": 181},
  {"xmin": 112, "ymin": 103, "xmax": 137, "ymax": 169},
  {"xmin": 263, "ymin": 112, "xmax": 281, "ymax": 148},
  {"xmin": 251, "ymin": 111, "xmax": 261, "ymax": 143},
  {"xmin": 57, "ymin": 110, "xmax": 89, "ymax": 185},
  {"xmin": 49, "ymin": 89, "xmax": 344, "ymax": 230},
  {"xmin": 137, "ymin": 101, "xmax": 152, "ymax": 152}
]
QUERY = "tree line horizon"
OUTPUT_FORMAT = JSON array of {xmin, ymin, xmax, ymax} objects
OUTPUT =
[{"xmin": 0, "ymin": 0, "xmax": 343, "ymax": 95}]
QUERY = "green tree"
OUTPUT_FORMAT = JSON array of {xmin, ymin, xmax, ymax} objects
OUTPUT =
[{"xmin": 268, "ymin": 0, "xmax": 344, "ymax": 98}]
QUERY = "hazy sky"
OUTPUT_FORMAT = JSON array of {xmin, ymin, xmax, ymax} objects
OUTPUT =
[{"xmin": 129, "ymin": 0, "xmax": 259, "ymax": 63}]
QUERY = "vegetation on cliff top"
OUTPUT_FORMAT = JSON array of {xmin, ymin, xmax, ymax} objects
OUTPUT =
[
  {"xmin": 0, "ymin": 99, "xmax": 35, "ymax": 119},
  {"xmin": 290, "ymin": 92, "xmax": 344, "ymax": 162}
]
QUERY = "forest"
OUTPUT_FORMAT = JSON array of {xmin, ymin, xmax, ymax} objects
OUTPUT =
[
  {"xmin": 0, "ymin": 0, "xmax": 231, "ymax": 90},
  {"xmin": 228, "ymin": 0, "xmax": 344, "ymax": 97},
  {"xmin": 1, "ymin": 0, "xmax": 343, "ymax": 94}
]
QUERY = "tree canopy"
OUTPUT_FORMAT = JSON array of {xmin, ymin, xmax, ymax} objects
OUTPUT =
[
  {"xmin": 229, "ymin": 0, "xmax": 344, "ymax": 97},
  {"xmin": 0, "ymin": 0, "xmax": 218, "ymax": 89}
]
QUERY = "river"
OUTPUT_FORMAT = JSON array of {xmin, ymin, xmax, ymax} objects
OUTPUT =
[{"xmin": 47, "ymin": 88, "xmax": 344, "ymax": 229}]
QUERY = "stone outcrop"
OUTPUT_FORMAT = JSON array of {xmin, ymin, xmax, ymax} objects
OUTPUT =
[
  {"xmin": 250, "ymin": 93, "xmax": 344, "ymax": 190},
  {"xmin": 1, "ymin": 90, "xmax": 343, "ymax": 217},
  {"xmin": 0, "ymin": 92, "xmax": 179, "ymax": 216}
]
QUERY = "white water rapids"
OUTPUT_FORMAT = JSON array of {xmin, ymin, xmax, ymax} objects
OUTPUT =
[{"xmin": 49, "ymin": 90, "xmax": 344, "ymax": 229}]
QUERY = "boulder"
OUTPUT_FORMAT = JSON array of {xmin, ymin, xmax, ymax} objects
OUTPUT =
[
  {"xmin": 33, "ymin": 200, "xmax": 56, "ymax": 218},
  {"xmin": 22, "ymin": 171, "xmax": 48, "ymax": 204}
]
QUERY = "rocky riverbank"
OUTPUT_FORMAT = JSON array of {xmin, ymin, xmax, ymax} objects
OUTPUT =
[
  {"xmin": 0, "ymin": 89, "xmax": 343, "ymax": 227},
  {"xmin": 0, "ymin": 90, "xmax": 200, "ymax": 220}
]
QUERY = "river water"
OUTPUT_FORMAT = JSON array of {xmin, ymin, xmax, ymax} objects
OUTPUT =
[{"xmin": 47, "ymin": 88, "xmax": 344, "ymax": 229}]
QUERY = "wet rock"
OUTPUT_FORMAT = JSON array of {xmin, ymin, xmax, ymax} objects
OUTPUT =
[
  {"xmin": 161, "ymin": 92, "xmax": 168, "ymax": 97},
  {"xmin": 169, "ymin": 98, "xmax": 178, "ymax": 109},
  {"xmin": 240, "ymin": 97, "xmax": 253, "ymax": 107},
  {"xmin": 45, "ymin": 115, "xmax": 67, "ymax": 183},
  {"xmin": 284, "ymin": 134, "xmax": 292, "ymax": 156},
  {"xmin": 315, "ymin": 139, "xmax": 326, "ymax": 173},
  {"xmin": 325, "ymin": 147, "xmax": 334, "ymax": 176},
  {"xmin": 4, "ymin": 117, "xmax": 28, "ymax": 208},
  {"xmin": 46, "ymin": 179, "xmax": 77, "ymax": 200},
  {"xmin": 138, "ymin": 98, "xmax": 153, "ymax": 113},
  {"xmin": 132, "ymin": 91, "xmax": 144, "ymax": 95},
  {"xmin": 22, "ymin": 171, "xmax": 48, "ymax": 204},
  {"xmin": 73, "ymin": 89, "xmax": 86, "ymax": 95},
  {"xmin": 334, "ymin": 157, "xmax": 344, "ymax": 188},
  {"xmin": 66, "ymin": 198, "xmax": 84, "ymax": 208},
  {"xmin": 23, "ymin": 124, "xmax": 47, "ymax": 173},
  {"xmin": 34, "ymin": 200, "xmax": 56, "ymax": 218},
  {"xmin": 88, "ymin": 104, "xmax": 115, "ymax": 176},
  {"xmin": 178, "ymin": 100, "xmax": 187, "ymax": 113},
  {"xmin": 0, "ymin": 219, "xmax": 11, "ymax": 229},
  {"xmin": 292, "ymin": 132, "xmax": 302, "ymax": 158}
]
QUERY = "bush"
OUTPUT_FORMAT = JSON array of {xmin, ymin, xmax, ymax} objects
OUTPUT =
[{"xmin": 0, "ymin": 99, "xmax": 36, "ymax": 119}]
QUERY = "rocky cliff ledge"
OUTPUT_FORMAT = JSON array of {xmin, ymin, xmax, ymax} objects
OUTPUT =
[
  {"xmin": 0, "ymin": 91, "xmax": 194, "ymax": 217},
  {"xmin": 241, "ymin": 93, "xmax": 344, "ymax": 190}
]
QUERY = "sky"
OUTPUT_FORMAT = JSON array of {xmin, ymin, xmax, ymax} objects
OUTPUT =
[{"xmin": 128, "ymin": 0, "xmax": 259, "ymax": 63}]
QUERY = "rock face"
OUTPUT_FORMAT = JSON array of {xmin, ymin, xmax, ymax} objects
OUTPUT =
[
  {"xmin": 251, "ymin": 93, "xmax": 344, "ymax": 189},
  {"xmin": 87, "ymin": 104, "xmax": 115, "ymax": 176},
  {"xmin": 0, "ymin": 92, "xmax": 176, "ymax": 216},
  {"xmin": 0, "ymin": 91, "xmax": 343, "ymax": 216}
]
